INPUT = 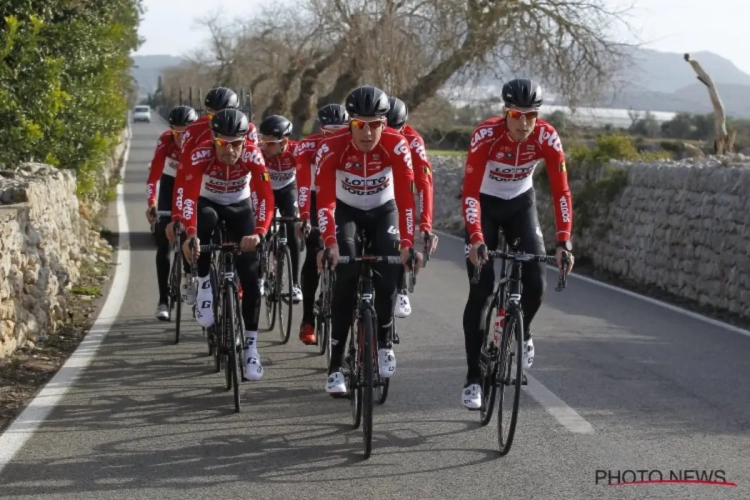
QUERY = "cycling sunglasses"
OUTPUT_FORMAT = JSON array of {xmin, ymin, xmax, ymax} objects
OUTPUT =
[
  {"xmin": 214, "ymin": 137, "xmax": 245, "ymax": 147},
  {"xmin": 505, "ymin": 109, "xmax": 539, "ymax": 120},
  {"xmin": 350, "ymin": 118, "xmax": 385, "ymax": 130}
]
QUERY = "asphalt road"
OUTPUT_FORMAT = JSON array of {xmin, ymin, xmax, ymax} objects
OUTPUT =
[{"xmin": 1, "ymin": 119, "xmax": 749, "ymax": 499}]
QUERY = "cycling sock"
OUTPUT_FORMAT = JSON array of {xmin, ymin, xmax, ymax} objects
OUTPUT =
[{"xmin": 245, "ymin": 330, "xmax": 258, "ymax": 356}]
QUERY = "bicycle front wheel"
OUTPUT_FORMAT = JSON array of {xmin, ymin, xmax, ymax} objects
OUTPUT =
[
  {"xmin": 262, "ymin": 244, "xmax": 277, "ymax": 331},
  {"xmin": 479, "ymin": 297, "xmax": 499, "ymax": 426},
  {"xmin": 170, "ymin": 248, "xmax": 182, "ymax": 344},
  {"xmin": 277, "ymin": 246, "xmax": 293, "ymax": 344},
  {"xmin": 226, "ymin": 284, "xmax": 242, "ymax": 413},
  {"xmin": 497, "ymin": 308, "xmax": 524, "ymax": 455},
  {"xmin": 362, "ymin": 308, "xmax": 375, "ymax": 459}
]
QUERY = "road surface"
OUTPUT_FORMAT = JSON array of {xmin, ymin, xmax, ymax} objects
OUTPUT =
[{"xmin": 1, "ymin": 119, "xmax": 749, "ymax": 499}]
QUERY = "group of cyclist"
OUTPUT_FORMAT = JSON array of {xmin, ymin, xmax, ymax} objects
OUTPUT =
[{"xmin": 144, "ymin": 78, "xmax": 575, "ymax": 408}]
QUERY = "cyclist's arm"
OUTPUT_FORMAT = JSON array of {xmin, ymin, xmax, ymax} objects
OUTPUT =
[
  {"xmin": 171, "ymin": 160, "xmax": 190, "ymax": 222},
  {"xmin": 461, "ymin": 125, "xmax": 493, "ymax": 244},
  {"xmin": 541, "ymin": 127, "xmax": 573, "ymax": 242},
  {"xmin": 146, "ymin": 134, "xmax": 169, "ymax": 206},
  {"xmin": 392, "ymin": 137, "xmax": 417, "ymax": 249},
  {"xmin": 246, "ymin": 150, "xmax": 275, "ymax": 236},
  {"xmin": 181, "ymin": 150, "xmax": 211, "ymax": 238},
  {"xmin": 246, "ymin": 123, "xmax": 259, "ymax": 145},
  {"xmin": 408, "ymin": 134, "xmax": 434, "ymax": 232},
  {"xmin": 294, "ymin": 140, "xmax": 315, "ymax": 220},
  {"xmin": 314, "ymin": 140, "xmax": 338, "ymax": 248}
]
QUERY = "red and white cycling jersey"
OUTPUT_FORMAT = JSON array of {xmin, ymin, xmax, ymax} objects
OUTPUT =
[
  {"xmin": 171, "ymin": 140, "xmax": 274, "ymax": 238},
  {"xmin": 315, "ymin": 129, "xmax": 417, "ymax": 248},
  {"xmin": 146, "ymin": 130, "xmax": 181, "ymax": 205},
  {"xmin": 179, "ymin": 115, "xmax": 212, "ymax": 166},
  {"xmin": 262, "ymin": 143, "xmax": 298, "ymax": 190},
  {"xmin": 246, "ymin": 122, "xmax": 259, "ymax": 145},
  {"xmin": 294, "ymin": 133, "xmax": 323, "ymax": 219},
  {"xmin": 461, "ymin": 117, "xmax": 573, "ymax": 244},
  {"xmin": 401, "ymin": 125, "xmax": 434, "ymax": 232}
]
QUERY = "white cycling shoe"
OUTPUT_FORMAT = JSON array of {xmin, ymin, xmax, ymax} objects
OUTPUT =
[
  {"xmin": 244, "ymin": 349, "xmax": 264, "ymax": 381},
  {"xmin": 195, "ymin": 278, "xmax": 214, "ymax": 328},
  {"xmin": 292, "ymin": 285, "xmax": 303, "ymax": 303},
  {"xmin": 326, "ymin": 371, "xmax": 347, "ymax": 395},
  {"xmin": 395, "ymin": 293, "xmax": 411, "ymax": 318},
  {"xmin": 462, "ymin": 383, "xmax": 482, "ymax": 410},
  {"xmin": 523, "ymin": 338, "xmax": 535, "ymax": 369},
  {"xmin": 378, "ymin": 348, "xmax": 396, "ymax": 378},
  {"xmin": 181, "ymin": 274, "xmax": 196, "ymax": 305}
]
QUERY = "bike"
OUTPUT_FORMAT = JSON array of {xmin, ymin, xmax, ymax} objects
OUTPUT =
[
  {"xmin": 259, "ymin": 212, "xmax": 300, "ymax": 343},
  {"xmin": 474, "ymin": 238, "xmax": 568, "ymax": 455}
]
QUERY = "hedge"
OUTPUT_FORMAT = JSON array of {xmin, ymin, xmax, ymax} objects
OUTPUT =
[{"xmin": 0, "ymin": 2, "xmax": 142, "ymax": 198}]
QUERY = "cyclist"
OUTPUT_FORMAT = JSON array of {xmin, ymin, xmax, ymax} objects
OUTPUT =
[
  {"xmin": 145, "ymin": 105, "xmax": 198, "ymax": 320},
  {"xmin": 167, "ymin": 87, "xmax": 240, "ymax": 304},
  {"xmin": 315, "ymin": 86, "xmax": 424, "ymax": 395},
  {"xmin": 258, "ymin": 115, "xmax": 303, "ymax": 304},
  {"xmin": 385, "ymin": 97, "xmax": 438, "ymax": 318},
  {"xmin": 295, "ymin": 103, "xmax": 349, "ymax": 345},
  {"xmin": 174, "ymin": 108, "xmax": 275, "ymax": 381},
  {"xmin": 460, "ymin": 78, "xmax": 575, "ymax": 409}
]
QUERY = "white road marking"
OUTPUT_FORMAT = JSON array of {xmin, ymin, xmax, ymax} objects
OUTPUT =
[
  {"xmin": 0, "ymin": 124, "xmax": 133, "ymax": 474},
  {"xmin": 435, "ymin": 230, "xmax": 750, "ymax": 338}
]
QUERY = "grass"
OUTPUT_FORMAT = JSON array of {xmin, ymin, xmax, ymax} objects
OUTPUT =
[{"xmin": 70, "ymin": 284, "xmax": 102, "ymax": 297}]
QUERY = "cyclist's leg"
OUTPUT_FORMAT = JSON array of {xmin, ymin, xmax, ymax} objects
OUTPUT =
[
  {"xmin": 499, "ymin": 188, "xmax": 545, "ymax": 368},
  {"xmin": 222, "ymin": 199, "xmax": 265, "ymax": 381},
  {"xmin": 326, "ymin": 202, "xmax": 359, "ymax": 394},
  {"xmin": 299, "ymin": 192, "xmax": 321, "ymax": 342},
  {"xmin": 275, "ymin": 182, "xmax": 302, "ymax": 297},
  {"xmin": 154, "ymin": 175, "xmax": 174, "ymax": 319},
  {"xmin": 368, "ymin": 201, "xmax": 401, "ymax": 378},
  {"xmin": 461, "ymin": 194, "xmax": 501, "ymax": 407},
  {"xmin": 194, "ymin": 198, "xmax": 220, "ymax": 328}
]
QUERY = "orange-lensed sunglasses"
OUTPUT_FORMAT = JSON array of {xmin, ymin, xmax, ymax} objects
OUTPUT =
[
  {"xmin": 506, "ymin": 109, "xmax": 539, "ymax": 120},
  {"xmin": 214, "ymin": 137, "xmax": 245, "ymax": 147},
  {"xmin": 351, "ymin": 118, "xmax": 385, "ymax": 130}
]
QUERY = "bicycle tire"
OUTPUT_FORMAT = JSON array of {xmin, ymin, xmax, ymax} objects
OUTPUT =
[
  {"xmin": 349, "ymin": 323, "xmax": 362, "ymax": 429},
  {"xmin": 222, "ymin": 287, "xmax": 232, "ymax": 392},
  {"xmin": 497, "ymin": 308, "xmax": 524, "ymax": 455},
  {"xmin": 172, "ymin": 249, "xmax": 182, "ymax": 344},
  {"xmin": 210, "ymin": 267, "xmax": 221, "ymax": 373},
  {"xmin": 362, "ymin": 308, "xmax": 375, "ymax": 459},
  {"xmin": 263, "ymin": 244, "xmax": 277, "ymax": 331},
  {"xmin": 227, "ymin": 283, "xmax": 241, "ymax": 413},
  {"xmin": 376, "ymin": 322, "xmax": 394, "ymax": 405},
  {"xmin": 479, "ymin": 297, "xmax": 499, "ymax": 426},
  {"xmin": 277, "ymin": 246, "xmax": 293, "ymax": 344}
]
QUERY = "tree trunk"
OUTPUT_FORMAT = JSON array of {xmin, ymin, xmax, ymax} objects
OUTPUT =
[
  {"xmin": 684, "ymin": 53, "xmax": 732, "ymax": 155},
  {"xmin": 311, "ymin": 66, "xmax": 362, "ymax": 133},
  {"xmin": 262, "ymin": 62, "xmax": 302, "ymax": 119}
]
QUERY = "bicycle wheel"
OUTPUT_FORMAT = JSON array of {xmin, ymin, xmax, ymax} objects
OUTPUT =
[
  {"xmin": 222, "ymin": 287, "xmax": 233, "ymax": 392},
  {"xmin": 210, "ymin": 266, "xmax": 221, "ymax": 373},
  {"xmin": 479, "ymin": 297, "xmax": 499, "ymax": 426},
  {"xmin": 171, "ymin": 249, "xmax": 183, "ymax": 344},
  {"xmin": 348, "ymin": 322, "xmax": 362, "ymax": 429},
  {"xmin": 277, "ymin": 246, "xmax": 293, "ymax": 344},
  {"xmin": 226, "ymin": 284, "xmax": 242, "ymax": 413},
  {"xmin": 497, "ymin": 308, "xmax": 524, "ymax": 455},
  {"xmin": 376, "ymin": 323, "xmax": 393, "ymax": 405},
  {"xmin": 263, "ymin": 244, "xmax": 277, "ymax": 331},
  {"xmin": 362, "ymin": 308, "xmax": 375, "ymax": 459}
]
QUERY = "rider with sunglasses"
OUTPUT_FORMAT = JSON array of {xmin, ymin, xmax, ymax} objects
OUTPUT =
[
  {"xmin": 258, "ymin": 115, "xmax": 303, "ymax": 304},
  {"xmin": 175, "ymin": 109, "xmax": 275, "ymax": 381},
  {"xmin": 314, "ymin": 86, "xmax": 424, "ymax": 395},
  {"xmin": 145, "ymin": 105, "xmax": 198, "ymax": 321},
  {"xmin": 385, "ymin": 97, "xmax": 438, "ymax": 319},
  {"xmin": 167, "ymin": 86, "xmax": 241, "ymax": 304},
  {"xmin": 294, "ymin": 104, "xmax": 350, "ymax": 346},
  {"xmin": 460, "ymin": 78, "xmax": 576, "ymax": 410}
]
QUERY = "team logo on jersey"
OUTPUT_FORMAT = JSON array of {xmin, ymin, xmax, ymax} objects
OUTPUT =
[
  {"xmin": 260, "ymin": 172, "xmax": 270, "ymax": 182},
  {"xmin": 423, "ymin": 166, "xmax": 431, "ymax": 177}
]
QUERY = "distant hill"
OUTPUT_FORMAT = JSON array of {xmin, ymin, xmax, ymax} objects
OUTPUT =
[{"xmin": 131, "ymin": 55, "xmax": 185, "ymax": 97}]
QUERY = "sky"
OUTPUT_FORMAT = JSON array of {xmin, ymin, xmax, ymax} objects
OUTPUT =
[{"xmin": 134, "ymin": 0, "xmax": 750, "ymax": 74}]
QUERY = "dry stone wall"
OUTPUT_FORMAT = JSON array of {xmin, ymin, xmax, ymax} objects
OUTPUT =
[
  {"xmin": 0, "ymin": 130, "xmax": 128, "ymax": 358},
  {"xmin": 428, "ymin": 153, "xmax": 750, "ymax": 318}
]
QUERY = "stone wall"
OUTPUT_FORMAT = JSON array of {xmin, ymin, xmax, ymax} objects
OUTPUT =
[
  {"xmin": 0, "ymin": 129, "xmax": 128, "ymax": 358},
  {"xmin": 429, "ymin": 153, "xmax": 750, "ymax": 318}
]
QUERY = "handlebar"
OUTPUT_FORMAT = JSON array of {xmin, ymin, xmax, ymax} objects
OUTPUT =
[
  {"xmin": 273, "ymin": 215, "xmax": 301, "ymax": 223},
  {"xmin": 471, "ymin": 243, "xmax": 569, "ymax": 291}
]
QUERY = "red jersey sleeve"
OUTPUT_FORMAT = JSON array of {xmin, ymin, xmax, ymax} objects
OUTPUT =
[
  {"xmin": 181, "ymin": 144, "xmax": 213, "ymax": 237},
  {"xmin": 461, "ymin": 122, "xmax": 496, "ymax": 244},
  {"xmin": 146, "ymin": 132, "xmax": 170, "ymax": 205},
  {"xmin": 389, "ymin": 134, "xmax": 417, "ymax": 249},
  {"xmin": 405, "ymin": 129, "xmax": 434, "ymax": 232},
  {"xmin": 242, "ymin": 146, "xmax": 275, "ymax": 236},
  {"xmin": 246, "ymin": 123, "xmax": 259, "ymax": 145},
  {"xmin": 538, "ymin": 123, "xmax": 573, "ymax": 242},
  {"xmin": 293, "ymin": 137, "xmax": 317, "ymax": 220},
  {"xmin": 314, "ymin": 139, "xmax": 339, "ymax": 248}
]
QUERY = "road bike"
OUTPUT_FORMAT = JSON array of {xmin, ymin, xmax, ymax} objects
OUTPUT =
[
  {"xmin": 474, "ymin": 237, "xmax": 568, "ymax": 455},
  {"xmin": 153, "ymin": 209, "xmax": 185, "ymax": 344}
]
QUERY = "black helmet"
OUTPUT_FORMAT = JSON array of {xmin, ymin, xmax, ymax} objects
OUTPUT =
[
  {"xmin": 259, "ymin": 115, "xmax": 293, "ymax": 138},
  {"xmin": 317, "ymin": 104, "xmax": 349, "ymax": 126},
  {"xmin": 168, "ymin": 105, "xmax": 198, "ymax": 127},
  {"xmin": 501, "ymin": 78, "xmax": 543, "ymax": 108},
  {"xmin": 386, "ymin": 97, "xmax": 408, "ymax": 129},
  {"xmin": 210, "ymin": 109, "xmax": 249, "ymax": 137},
  {"xmin": 345, "ymin": 86, "xmax": 390, "ymax": 117},
  {"xmin": 204, "ymin": 87, "xmax": 239, "ymax": 112}
]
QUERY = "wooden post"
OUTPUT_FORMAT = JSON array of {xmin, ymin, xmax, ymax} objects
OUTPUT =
[{"xmin": 684, "ymin": 53, "xmax": 734, "ymax": 154}]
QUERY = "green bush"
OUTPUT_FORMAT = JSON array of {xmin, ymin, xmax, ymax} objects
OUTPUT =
[{"xmin": 0, "ymin": 3, "xmax": 142, "ymax": 200}]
